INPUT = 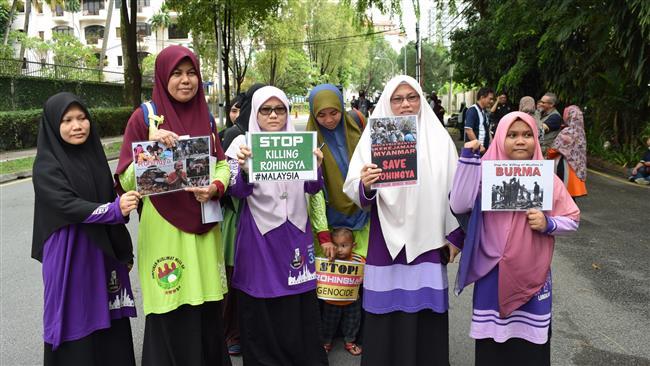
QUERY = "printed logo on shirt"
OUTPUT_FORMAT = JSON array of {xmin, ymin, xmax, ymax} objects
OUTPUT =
[
  {"xmin": 535, "ymin": 271, "xmax": 552, "ymax": 301},
  {"xmin": 108, "ymin": 270, "xmax": 121, "ymax": 293},
  {"xmin": 152, "ymin": 256, "xmax": 185, "ymax": 295},
  {"xmin": 290, "ymin": 248, "xmax": 304, "ymax": 269},
  {"xmin": 307, "ymin": 243, "xmax": 315, "ymax": 264},
  {"xmin": 92, "ymin": 203, "xmax": 110, "ymax": 215}
]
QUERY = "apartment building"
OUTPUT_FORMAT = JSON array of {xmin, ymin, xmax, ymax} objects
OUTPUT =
[{"xmin": 9, "ymin": 0, "xmax": 191, "ymax": 82}]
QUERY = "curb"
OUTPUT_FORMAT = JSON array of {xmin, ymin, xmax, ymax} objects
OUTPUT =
[{"xmin": 0, "ymin": 152, "xmax": 121, "ymax": 184}]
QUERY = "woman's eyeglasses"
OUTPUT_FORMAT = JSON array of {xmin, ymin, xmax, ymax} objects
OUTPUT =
[
  {"xmin": 390, "ymin": 94, "xmax": 420, "ymax": 105},
  {"xmin": 259, "ymin": 106, "xmax": 288, "ymax": 116}
]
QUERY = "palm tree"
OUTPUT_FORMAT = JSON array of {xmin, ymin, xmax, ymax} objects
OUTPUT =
[{"xmin": 149, "ymin": 5, "xmax": 169, "ymax": 53}]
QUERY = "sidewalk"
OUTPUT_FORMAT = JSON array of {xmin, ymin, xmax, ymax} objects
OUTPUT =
[
  {"xmin": 0, "ymin": 115, "xmax": 311, "ymax": 184},
  {"xmin": 0, "ymin": 136, "xmax": 124, "ymax": 183},
  {"xmin": 0, "ymin": 135, "xmax": 125, "ymax": 162}
]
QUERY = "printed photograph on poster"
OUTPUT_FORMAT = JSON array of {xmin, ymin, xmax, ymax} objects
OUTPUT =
[
  {"xmin": 315, "ymin": 257, "xmax": 365, "ymax": 302},
  {"xmin": 247, "ymin": 131, "xmax": 317, "ymax": 182},
  {"xmin": 132, "ymin": 136, "xmax": 211, "ymax": 196},
  {"xmin": 370, "ymin": 115, "xmax": 418, "ymax": 188},
  {"xmin": 481, "ymin": 160, "xmax": 555, "ymax": 211}
]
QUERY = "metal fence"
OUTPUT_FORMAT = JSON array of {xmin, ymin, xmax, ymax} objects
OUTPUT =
[{"xmin": 0, "ymin": 58, "xmax": 125, "ymax": 84}]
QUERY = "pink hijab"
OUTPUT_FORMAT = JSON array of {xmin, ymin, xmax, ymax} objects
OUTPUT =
[
  {"xmin": 481, "ymin": 112, "xmax": 580, "ymax": 317},
  {"xmin": 226, "ymin": 86, "xmax": 309, "ymax": 235},
  {"xmin": 552, "ymin": 105, "xmax": 587, "ymax": 180}
]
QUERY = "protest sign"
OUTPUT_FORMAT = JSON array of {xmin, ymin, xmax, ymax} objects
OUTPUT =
[
  {"xmin": 248, "ymin": 131, "xmax": 317, "ymax": 182},
  {"xmin": 370, "ymin": 115, "xmax": 418, "ymax": 188},
  {"xmin": 481, "ymin": 160, "xmax": 554, "ymax": 211},
  {"xmin": 132, "ymin": 136, "xmax": 211, "ymax": 196},
  {"xmin": 315, "ymin": 257, "xmax": 364, "ymax": 302}
]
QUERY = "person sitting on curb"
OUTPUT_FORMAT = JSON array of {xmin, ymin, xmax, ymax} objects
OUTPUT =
[{"xmin": 628, "ymin": 136, "xmax": 650, "ymax": 185}]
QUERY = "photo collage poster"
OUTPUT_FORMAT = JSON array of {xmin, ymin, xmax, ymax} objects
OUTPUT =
[{"xmin": 132, "ymin": 136, "xmax": 211, "ymax": 196}]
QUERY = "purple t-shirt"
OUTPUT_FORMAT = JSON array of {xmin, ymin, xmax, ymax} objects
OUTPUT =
[
  {"xmin": 42, "ymin": 197, "xmax": 136, "ymax": 350},
  {"xmin": 230, "ymin": 170, "xmax": 324, "ymax": 298}
]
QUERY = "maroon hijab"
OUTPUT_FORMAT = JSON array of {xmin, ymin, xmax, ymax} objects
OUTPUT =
[{"xmin": 116, "ymin": 45, "xmax": 225, "ymax": 234}]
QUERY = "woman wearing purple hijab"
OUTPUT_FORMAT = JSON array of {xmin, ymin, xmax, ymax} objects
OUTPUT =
[
  {"xmin": 115, "ymin": 45, "xmax": 231, "ymax": 366},
  {"xmin": 226, "ymin": 86, "xmax": 328, "ymax": 365}
]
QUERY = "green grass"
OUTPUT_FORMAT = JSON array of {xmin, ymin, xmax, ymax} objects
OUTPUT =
[
  {"xmin": 0, "ymin": 157, "xmax": 34, "ymax": 175},
  {"xmin": 0, "ymin": 141, "xmax": 124, "ymax": 176}
]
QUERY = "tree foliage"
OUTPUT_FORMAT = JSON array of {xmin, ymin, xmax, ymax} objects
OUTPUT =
[{"xmin": 450, "ymin": 0, "xmax": 650, "ymax": 151}]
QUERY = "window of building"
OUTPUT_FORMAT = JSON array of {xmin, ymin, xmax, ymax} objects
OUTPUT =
[
  {"xmin": 136, "ymin": 22, "xmax": 151, "ymax": 38},
  {"xmin": 38, "ymin": 31, "xmax": 44, "ymax": 40},
  {"xmin": 168, "ymin": 24, "xmax": 188, "ymax": 39},
  {"xmin": 53, "ymin": 26, "xmax": 73, "ymax": 36},
  {"xmin": 117, "ymin": 55, "xmax": 123, "ymax": 66},
  {"xmin": 53, "ymin": 5, "xmax": 64, "ymax": 16},
  {"xmin": 84, "ymin": 25, "xmax": 105, "ymax": 44},
  {"xmin": 83, "ymin": 0, "xmax": 104, "ymax": 16},
  {"xmin": 115, "ymin": 27, "xmax": 121, "ymax": 38},
  {"xmin": 136, "ymin": 0, "xmax": 150, "ymax": 12}
]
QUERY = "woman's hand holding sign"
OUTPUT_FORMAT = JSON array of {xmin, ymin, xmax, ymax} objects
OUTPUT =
[
  {"xmin": 361, "ymin": 163, "xmax": 382, "ymax": 192},
  {"xmin": 237, "ymin": 145, "xmax": 252, "ymax": 171},
  {"xmin": 314, "ymin": 147, "xmax": 324, "ymax": 167}
]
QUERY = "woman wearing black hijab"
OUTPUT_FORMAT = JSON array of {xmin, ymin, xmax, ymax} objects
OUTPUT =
[
  {"xmin": 32, "ymin": 92, "xmax": 141, "ymax": 365},
  {"xmin": 221, "ymin": 83, "xmax": 266, "ymax": 151}
]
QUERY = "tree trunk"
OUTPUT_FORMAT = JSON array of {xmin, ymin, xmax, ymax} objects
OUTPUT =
[
  {"xmin": 18, "ymin": 0, "xmax": 31, "ymax": 62},
  {"xmin": 270, "ymin": 52, "xmax": 277, "ymax": 85},
  {"xmin": 220, "ymin": 2, "xmax": 232, "ymax": 108},
  {"xmin": 3, "ymin": 0, "xmax": 18, "ymax": 46},
  {"xmin": 99, "ymin": 0, "xmax": 115, "ymax": 75},
  {"xmin": 120, "ymin": 0, "xmax": 142, "ymax": 108}
]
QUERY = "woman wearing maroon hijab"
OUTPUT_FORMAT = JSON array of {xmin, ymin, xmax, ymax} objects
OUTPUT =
[{"xmin": 115, "ymin": 45, "xmax": 231, "ymax": 366}]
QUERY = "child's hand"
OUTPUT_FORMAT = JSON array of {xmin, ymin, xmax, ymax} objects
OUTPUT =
[
  {"xmin": 120, "ymin": 191, "xmax": 141, "ymax": 216},
  {"xmin": 526, "ymin": 209, "xmax": 547, "ymax": 232},
  {"xmin": 314, "ymin": 148, "xmax": 324, "ymax": 167},
  {"xmin": 447, "ymin": 243, "xmax": 460, "ymax": 263},
  {"xmin": 321, "ymin": 242, "xmax": 336, "ymax": 261},
  {"xmin": 361, "ymin": 163, "xmax": 382, "ymax": 192},
  {"xmin": 237, "ymin": 145, "xmax": 252, "ymax": 170}
]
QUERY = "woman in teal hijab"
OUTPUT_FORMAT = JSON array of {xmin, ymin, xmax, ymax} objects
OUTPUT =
[{"xmin": 307, "ymin": 84, "xmax": 370, "ymax": 259}]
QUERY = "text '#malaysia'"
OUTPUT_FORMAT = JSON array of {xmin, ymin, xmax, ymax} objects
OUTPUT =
[
  {"xmin": 248, "ymin": 131, "xmax": 317, "ymax": 182},
  {"xmin": 370, "ymin": 115, "xmax": 419, "ymax": 188}
]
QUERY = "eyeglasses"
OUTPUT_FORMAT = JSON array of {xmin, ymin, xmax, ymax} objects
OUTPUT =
[
  {"xmin": 259, "ymin": 106, "xmax": 287, "ymax": 116},
  {"xmin": 390, "ymin": 94, "xmax": 420, "ymax": 105},
  {"xmin": 539, "ymin": 100, "xmax": 552, "ymax": 105}
]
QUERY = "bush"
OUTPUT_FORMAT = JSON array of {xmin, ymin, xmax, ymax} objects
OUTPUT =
[{"xmin": 0, "ymin": 106, "xmax": 134, "ymax": 151}]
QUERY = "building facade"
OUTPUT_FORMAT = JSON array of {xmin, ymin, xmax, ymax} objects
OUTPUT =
[{"xmin": 9, "ymin": 0, "xmax": 191, "ymax": 82}]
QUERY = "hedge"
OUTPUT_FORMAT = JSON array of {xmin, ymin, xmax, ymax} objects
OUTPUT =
[
  {"xmin": 0, "ymin": 75, "xmax": 153, "ymax": 111},
  {"xmin": 0, "ymin": 106, "xmax": 134, "ymax": 151}
]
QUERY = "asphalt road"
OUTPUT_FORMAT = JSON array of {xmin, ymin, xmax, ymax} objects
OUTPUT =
[{"xmin": 1, "ymin": 126, "xmax": 649, "ymax": 365}]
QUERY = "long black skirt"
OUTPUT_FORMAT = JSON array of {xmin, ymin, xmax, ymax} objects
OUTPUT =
[
  {"xmin": 361, "ymin": 310, "xmax": 449, "ymax": 366},
  {"xmin": 44, "ymin": 317, "xmax": 135, "ymax": 366},
  {"xmin": 475, "ymin": 328, "xmax": 551, "ymax": 366},
  {"xmin": 238, "ymin": 290, "xmax": 328, "ymax": 366},
  {"xmin": 142, "ymin": 301, "xmax": 231, "ymax": 366}
]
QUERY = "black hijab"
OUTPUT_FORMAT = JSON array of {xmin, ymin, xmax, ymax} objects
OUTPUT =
[
  {"xmin": 31, "ymin": 92, "xmax": 133, "ymax": 263},
  {"xmin": 221, "ymin": 83, "xmax": 266, "ymax": 151}
]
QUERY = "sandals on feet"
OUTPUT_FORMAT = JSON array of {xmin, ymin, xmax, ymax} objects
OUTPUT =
[{"xmin": 344, "ymin": 342, "xmax": 362, "ymax": 356}]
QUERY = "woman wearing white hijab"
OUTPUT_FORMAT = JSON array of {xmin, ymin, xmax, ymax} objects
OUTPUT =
[
  {"xmin": 343, "ymin": 75, "xmax": 463, "ymax": 365},
  {"xmin": 225, "ymin": 86, "xmax": 328, "ymax": 365}
]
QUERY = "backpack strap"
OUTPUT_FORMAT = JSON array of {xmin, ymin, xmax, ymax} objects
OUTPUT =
[
  {"xmin": 140, "ymin": 101, "xmax": 165, "ymax": 140},
  {"xmin": 347, "ymin": 109, "xmax": 366, "ymax": 130}
]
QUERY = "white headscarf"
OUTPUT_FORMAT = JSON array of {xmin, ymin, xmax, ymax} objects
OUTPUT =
[
  {"xmin": 343, "ymin": 75, "xmax": 459, "ymax": 262},
  {"xmin": 225, "ymin": 86, "xmax": 308, "ymax": 235}
]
